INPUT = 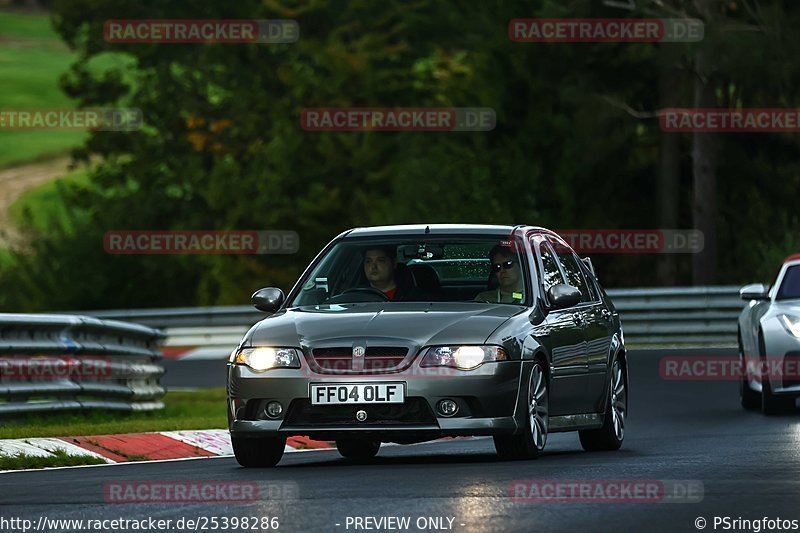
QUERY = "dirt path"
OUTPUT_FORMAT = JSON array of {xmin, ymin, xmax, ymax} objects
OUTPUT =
[{"xmin": 0, "ymin": 156, "xmax": 71, "ymax": 236}]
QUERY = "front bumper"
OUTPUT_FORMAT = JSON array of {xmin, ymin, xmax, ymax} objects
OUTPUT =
[
  {"xmin": 761, "ymin": 320, "xmax": 800, "ymax": 395},
  {"xmin": 227, "ymin": 359, "xmax": 524, "ymax": 442}
]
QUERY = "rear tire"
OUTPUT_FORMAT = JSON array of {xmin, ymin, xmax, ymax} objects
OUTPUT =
[
  {"xmin": 231, "ymin": 435, "xmax": 286, "ymax": 467},
  {"xmin": 336, "ymin": 439, "xmax": 380, "ymax": 461},
  {"xmin": 494, "ymin": 361, "xmax": 548, "ymax": 460},
  {"xmin": 758, "ymin": 330, "xmax": 795, "ymax": 415},
  {"xmin": 579, "ymin": 355, "xmax": 626, "ymax": 451}
]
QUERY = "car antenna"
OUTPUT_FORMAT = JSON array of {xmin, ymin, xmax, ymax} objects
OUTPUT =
[{"xmin": 425, "ymin": 225, "xmax": 430, "ymax": 234}]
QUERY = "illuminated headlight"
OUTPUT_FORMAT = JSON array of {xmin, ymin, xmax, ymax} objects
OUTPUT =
[
  {"xmin": 233, "ymin": 347, "xmax": 301, "ymax": 372},
  {"xmin": 779, "ymin": 315, "xmax": 800, "ymax": 338},
  {"xmin": 420, "ymin": 345, "xmax": 508, "ymax": 370}
]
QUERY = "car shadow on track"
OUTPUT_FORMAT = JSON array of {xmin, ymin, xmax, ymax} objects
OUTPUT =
[{"xmin": 248, "ymin": 446, "xmax": 647, "ymax": 470}]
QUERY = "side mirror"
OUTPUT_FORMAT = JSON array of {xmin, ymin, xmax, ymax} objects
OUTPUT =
[
  {"xmin": 739, "ymin": 283, "xmax": 769, "ymax": 301},
  {"xmin": 252, "ymin": 287, "xmax": 285, "ymax": 313},
  {"xmin": 548, "ymin": 284, "xmax": 582, "ymax": 310}
]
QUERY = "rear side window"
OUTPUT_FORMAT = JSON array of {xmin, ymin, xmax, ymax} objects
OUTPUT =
[
  {"xmin": 548, "ymin": 237, "xmax": 591, "ymax": 303},
  {"xmin": 407, "ymin": 243, "xmax": 490, "ymax": 282}
]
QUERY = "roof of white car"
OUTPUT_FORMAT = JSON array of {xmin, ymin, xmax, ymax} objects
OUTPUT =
[{"xmin": 784, "ymin": 253, "xmax": 800, "ymax": 266}]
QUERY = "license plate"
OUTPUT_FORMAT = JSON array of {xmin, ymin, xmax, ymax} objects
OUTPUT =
[{"xmin": 310, "ymin": 382, "xmax": 405, "ymax": 405}]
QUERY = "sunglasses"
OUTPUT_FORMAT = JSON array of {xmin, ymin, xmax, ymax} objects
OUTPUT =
[{"xmin": 492, "ymin": 260, "xmax": 516, "ymax": 272}]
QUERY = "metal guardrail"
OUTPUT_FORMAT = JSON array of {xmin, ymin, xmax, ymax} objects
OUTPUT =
[
  {"xmin": 606, "ymin": 286, "xmax": 742, "ymax": 345},
  {"xmin": 0, "ymin": 314, "xmax": 166, "ymax": 416},
  {"xmin": 77, "ymin": 286, "xmax": 745, "ymax": 348},
  {"xmin": 81, "ymin": 305, "xmax": 263, "ymax": 329}
]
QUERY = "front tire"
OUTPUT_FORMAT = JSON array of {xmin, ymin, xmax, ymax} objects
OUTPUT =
[
  {"xmin": 336, "ymin": 439, "xmax": 380, "ymax": 461},
  {"xmin": 232, "ymin": 435, "xmax": 286, "ymax": 467},
  {"xmin": 494, "ymin": 361, "xmax": 548, "ymax": 460},
  {"xmin": 758, "ymin": 330, "xmax": 795, "ymax": 415},
  {"xmin": 579, "ymin": 355, "xmax": 626, "ymax": 451},
  {"xmin": 739, "ymin": 331, "xmax": 760, "ymax": 410}
]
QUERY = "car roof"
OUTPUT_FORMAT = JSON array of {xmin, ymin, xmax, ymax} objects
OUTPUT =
[
  {"xmin": 784, "ymin": 253, "xmax": 800, "ymax": 264},
  {"xmin": 343, "ymin": 224, "xmax": 549, "ymax": 237}
]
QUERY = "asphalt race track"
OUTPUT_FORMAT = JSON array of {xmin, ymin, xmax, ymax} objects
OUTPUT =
[{"xmin": 2, "ymin": 348, "xmax": 800, "ymax": 533}]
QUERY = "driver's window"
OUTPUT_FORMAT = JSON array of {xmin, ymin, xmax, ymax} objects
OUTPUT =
[{"xmin": 293, "ymin": 246, "xmax": 362, "ymax": 305}]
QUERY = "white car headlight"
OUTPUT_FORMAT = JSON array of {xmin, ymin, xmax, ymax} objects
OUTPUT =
[
  {"xmin": 420, "ymin": 345, "xmax": 508, "ymax": 370},
  {"xmin": 234, "ymin": 347, "xmax": 301, "ymax": 372},
  {"xmin": 778, "ymin": 315, "xmax": 800, "ymax": 338}
]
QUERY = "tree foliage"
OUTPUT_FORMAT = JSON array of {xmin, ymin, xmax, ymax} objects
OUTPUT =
[{"xmin": 2, "ymin": 0, "xmax": 799, "ymax": 311}]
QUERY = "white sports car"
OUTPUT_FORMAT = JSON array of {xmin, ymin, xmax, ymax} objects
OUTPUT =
[{"xmin": 738, "ymin": 254, "xmax": 800, "ymax": 414}]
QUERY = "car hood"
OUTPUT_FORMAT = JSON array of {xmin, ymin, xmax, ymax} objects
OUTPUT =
[{"xmin": 245, "ymin": 302, "xmax": 524, "ymax": 349}]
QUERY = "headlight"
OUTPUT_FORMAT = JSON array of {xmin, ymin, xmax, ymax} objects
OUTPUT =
[
  {"xmin": 779, "ymin": 315, "xmax": 800, "ymax": 338},
  {"xmin": 233, "ymin": 347, "xmax": 301, "ymax": 372},
  {"xmin": 420, "ymin": 345, "xmax": 508, "ymax": 370}
]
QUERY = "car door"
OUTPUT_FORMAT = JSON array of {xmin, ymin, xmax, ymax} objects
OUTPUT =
[
  {"xmin": 549, "ymin": 236, "xmax": 612, "ymax": 409},
  {"xmin": 532, "ymin": 235, "xmax": 589, "ymax": 416}
]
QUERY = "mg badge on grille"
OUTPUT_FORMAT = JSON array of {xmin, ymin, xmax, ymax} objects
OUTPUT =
[{"xmin": 352, "ymin": 345, "xmax": 366, "ymax": 371}]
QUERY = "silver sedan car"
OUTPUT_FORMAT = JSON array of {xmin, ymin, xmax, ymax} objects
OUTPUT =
[
  {"xmin": 738, "ymin": 254, "xmax": 800, "ymax": 414},
  {"xmin": 227, "ymin": 224, "xmax": 628, "ymax": 467}
]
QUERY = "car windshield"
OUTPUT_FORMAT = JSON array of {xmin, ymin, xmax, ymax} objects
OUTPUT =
[
  {"xmin": 777, "ymin": 265, "xmax": 800, "ymax": 301},
  {"xmin": 289, "ymin": 236, "xmax": 530, "ymax": 306}
]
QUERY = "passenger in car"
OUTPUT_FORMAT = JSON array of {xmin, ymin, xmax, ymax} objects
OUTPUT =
[{"xmin": 474, "ymin": 244, "xmax": 524, "ymax": 304}]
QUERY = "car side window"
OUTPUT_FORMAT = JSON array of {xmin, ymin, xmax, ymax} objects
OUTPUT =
[
  {"xmin": 548, "ymin": 237, "xmax": 591, "ymax": 303},
  {"xmin": 532, "ymin": 237, "xmax": 564, "ymax": 294},
  {"xmin": 778, "ymin": 265, "xmax": 800, "ymax": 300}
]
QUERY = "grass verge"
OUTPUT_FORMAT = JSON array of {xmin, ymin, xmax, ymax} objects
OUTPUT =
[
  {"xmin": 0, "ymin": 449, "xmax": 106, "ymax": 471},
  {"xmin": 0, "ymin": 10, "xmax": 134, "ymax": 168},
  {"xmin": 0, "ymin": 12, "xmax": 83, "ymax": 168},
  {"xmin": 0, "ymin": 388, "xmax": 227, "ymax": 440}
]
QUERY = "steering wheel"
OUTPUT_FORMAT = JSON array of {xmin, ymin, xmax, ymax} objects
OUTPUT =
[{"xmin": 339, "ymin": 287, "xmax": 391, "ymax": 301}]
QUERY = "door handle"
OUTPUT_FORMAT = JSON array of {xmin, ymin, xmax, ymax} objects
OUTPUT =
[
  {"xmin": 572, "ymin": 313, "xmax": 584, "ymax": 326},
  {"xmin": 601, "ymin": 309, "xmax": 612, "ymax": 321}
]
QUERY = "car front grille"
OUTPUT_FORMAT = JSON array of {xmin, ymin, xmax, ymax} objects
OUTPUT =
[
  {"xmin": 282, "ymin": 397, "xmax": 437, "ymax": 426},
  {"xmin": 309, "ymin": 346, "xmax": 409, "ymax": 374}
]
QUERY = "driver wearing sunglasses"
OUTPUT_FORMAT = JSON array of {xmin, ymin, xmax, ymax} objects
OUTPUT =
[{"xmin": 474, "ymin": 244, "xmax": 525, "ymax": 304}]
